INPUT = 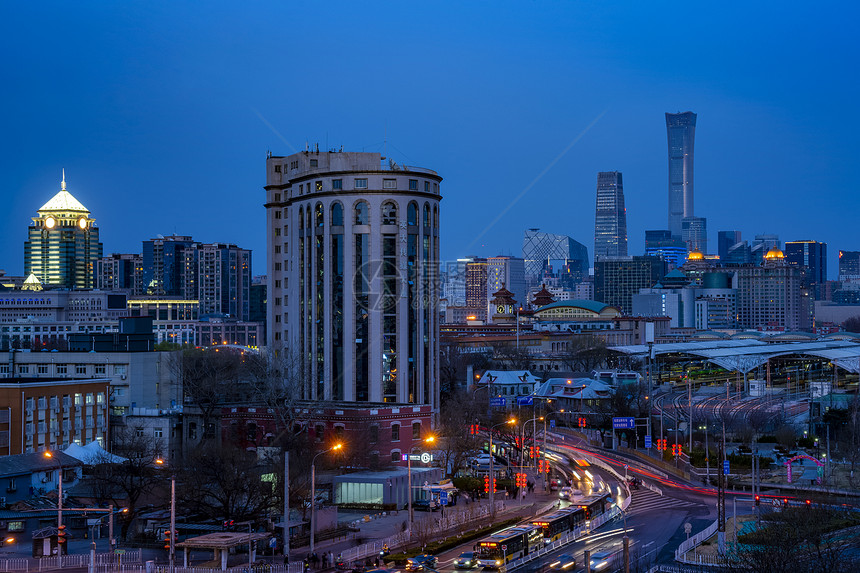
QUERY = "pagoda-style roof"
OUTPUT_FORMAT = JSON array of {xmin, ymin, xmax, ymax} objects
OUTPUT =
[
  {"xmin": 37, "ymin": 172, "xmax": 90, "ymax": 214},
  {"xmin": 490, "ymin": 285, "xmax": 516, "ymax": 306},
  {"xmin": 531, "ymin": 284, "xmax": 555, "ymax": 307}
]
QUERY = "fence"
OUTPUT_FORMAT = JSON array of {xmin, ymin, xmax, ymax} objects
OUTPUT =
[
  {"xmin": 38, "ymin": 549, "xmax": 142, "ymax": 570},
  {"xmin": 673, "ymin": 519, "xmax": 718, "ymax": 563},
  {"xmin": 154, "ymin": 565, "xmax": 297, "ymax": 573},
  {"xmin": 0, "ymin": 558, "xmax": 29, "ymax": 572}
]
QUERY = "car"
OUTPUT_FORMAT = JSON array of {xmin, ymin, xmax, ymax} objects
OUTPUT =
[
  {"xmin": 412, "ymin": 498, "xmax": 440, "ymax": 512},
  {"xmin": 549, "ymin": 478, "xmax": 561, "ymax": 491},
  {"xmin": 558, "ymin": 487, "xmax": 583, "ymax": 501},
  {"xmin": 406, "ymin": 554, "xmax": 438, "ymax": 570},
  {"xmin": 453, "ymin": 552, "xmax": 477, "ymax": 569},
  {"xmin": 548, "ymin": 554, "xmax": 576, "ymax": 570},
  {"xmin": 589, "ymin": 551, "xmax": 616, "ymax": 570}
]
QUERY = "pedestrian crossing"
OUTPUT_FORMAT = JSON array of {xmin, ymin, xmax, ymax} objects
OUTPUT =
[{"xmin": 625, "ymin": 487, "xmax": 705, "ymax": 517}]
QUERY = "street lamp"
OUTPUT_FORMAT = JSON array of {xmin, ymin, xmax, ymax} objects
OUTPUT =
[
  {"xmin": 489, "ymin": 418, "xmax": 516, "ymax": 519},
  {"xmin": 155, "ymin": 458, "xmax": 176, "ymax": 573},
  {"xmin": 699, "ymin": 424, "xmax": 709, "ymax": 484},
  {"xmin": 310, "ymin": 444, "xmax": 342, "ymax": 555},
  {"xmin": 43, "ymin": 451, "xmax": 63, "ymax": 534},
  {"xmin": 407, "ymin": 435, "xmax": 436, "ymax": 541}
]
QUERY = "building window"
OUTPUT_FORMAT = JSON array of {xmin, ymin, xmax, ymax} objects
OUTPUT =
[
  {"xmin": 412, "ymin": 422, "xmax": 421, "ymax": 439},
  {"xmin": 354, "ymin": 201, "xmax": 369, "ymax": 225},
  {"xmin": 19, "ymin": 366, "xmax": 28, "ymax": 374},
  {"xmin": 391, "ymin": 424, "xmax": 400, "ymax": 442},
  {"xmin": 332, "ymin": 179, "xmax": 342, "ymax": 190},
  {"xmin": 154, "ymin": 428, "xmax": 163, "ymax": 438},
  {"xmin": 315, "ymin": 424, "xmax": 325, "ymax": 442},
  {"xmin": 188, "ymin": 422, "xmax": 197, "ymax": 440},
  {"xmin": 391, "ymin": 451, "xmax": 401, "ymax": 462},
  {"xmin": 355, "ymin": 178, "xmax": 368, "ymax": 190},
  {"xmin": 95, "ymin": 365, "xmax": 105, "ymax": 375},
  {"xmin": 135, "ymin": 428, "xmax": 144, "ymax": 437},
  {"xmin": 409, "ymin": 179, "xmax": 418, "ymax": 190},
  {"xmin": 424, "ymin": 181, "xmax": 430, "ymax": 192},
  {"xmin": 76, "ymin": 365, "xmax": 86, "ymax": 375},
  {"xmin": 383, "ymin": 179, "xmax": 396, "ymax": 189},
  {"xmin": 369, "ymin": 425, "xmax": 379, "ymax": 443},
  {"xmin": 310, "ymin": 159, "xmax": 318, "ymax": 168},
  {"xmin": 37, "ymin": 366, "xmax": 48, "ymax": 374},
  {"xmin": 381, "ymin": 202, "xmax": 397, "ymax": 225}
]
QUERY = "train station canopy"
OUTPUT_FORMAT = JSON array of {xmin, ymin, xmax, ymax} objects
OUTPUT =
[{"xmin": 609, "ymin": 339, "xmax": 860, "ymax": 374}]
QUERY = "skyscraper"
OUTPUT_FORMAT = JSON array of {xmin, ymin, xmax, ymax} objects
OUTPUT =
[
  {"xmin": 465, "ymin": 258, "xmax": 489, "ymax": 321},
  {"xmin": 95, "ymin": 253, "xmax": 143, "ymax": 294},
  {"xmin": 785, "ymin": 240, "xmax": 827, "ymax": 299},
  {"xmin": 24, "ymin": 172, "xmax": 103, "ymax": 289},
  {"xmin": 717, "ymin": 231, "xmax": 742, "ymax": 261},
  {"xmin": 265, "ymin": 150, "xmax": 441, "ymax": 408},
  {"xmin": 522, "ymin": 229, "xmax": 589, "ymax": 285},
  {"xmin": 839, "ymin": 251, "xmax": 860, "ymax": 283},
  {"xmin": 666, "ymin": 112, "xmax": 697, "ymax": 238},
  {"xmin": 681, "ymin": 216, "xmax": 708, "ymax": 253},
  {"xmin": 196, "ymin": 243, "xmax": 251, "ymax": 320},
  {"xmin": 594, "ymin": 171, "xmax": 628, "ymax": 260}
]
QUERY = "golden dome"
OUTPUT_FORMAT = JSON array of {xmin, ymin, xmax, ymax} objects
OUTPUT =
[
  {"xmin": 764, "ymin": 247, "xmax": 785, "ymax": 260},
  {"xmin": 687, "ymin": 250, "xmax": 704, "ymax": 261}
]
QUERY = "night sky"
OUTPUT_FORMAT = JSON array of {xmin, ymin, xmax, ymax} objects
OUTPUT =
[{"xmin": 3, "ymin": 2, "xmax": 857, "ymax": 278}]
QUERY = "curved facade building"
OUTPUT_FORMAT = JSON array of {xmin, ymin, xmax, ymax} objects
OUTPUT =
[{"xmin": 264, "ymin": 151, "xmax": 442, "ymax": 410}]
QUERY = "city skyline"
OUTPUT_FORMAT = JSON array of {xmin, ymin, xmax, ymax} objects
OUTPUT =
[{"xmin": 2, "ymin": 2, "xmax": 858, "ymax": 279}]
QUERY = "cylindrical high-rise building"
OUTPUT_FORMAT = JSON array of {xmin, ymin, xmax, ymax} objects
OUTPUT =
[
  {"xmin": 265, "ymin": 151, "xmax": 442, "ymax": 411},
  {"xmin": 666, "ymin": 111, "xmax": 697, "ymax": 238}
]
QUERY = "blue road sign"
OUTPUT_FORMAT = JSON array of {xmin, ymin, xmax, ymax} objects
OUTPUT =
[
  {"xmin": 549, "ymin": 419, "xmax": 556, "ymax": 429},
  {"xmin": 490, "ymin": 397, "xmax": 507, "ymax": 407},
  {"xmin": 645, "ymin": 435, "xmax": 652, "ymax": 449},
  {"xmin": 517, "ymin": 396, "xmax": 534, "ymax": 406},
  {"xmin": 269, "ymin": 537, "xmax": 277, "ymax": 548},
  {"xmin": 439, "ymin": 491, "xmax": 448, "ymax": 506},
  {"xmin": 613, "ymin": 417, "xmax": 635, "ymax": 430},
  {"xmin": 723, "ymin": 460, "xmax": 730, "ymax": 475}
]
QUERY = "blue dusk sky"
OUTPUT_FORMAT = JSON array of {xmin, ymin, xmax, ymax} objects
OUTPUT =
[{"xmin": 2, "ymin": 2, "xmax": 858, "ymax": 278}]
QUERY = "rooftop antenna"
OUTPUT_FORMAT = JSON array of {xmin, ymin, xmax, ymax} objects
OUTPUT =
[{"xmin": 61, "ymin": 168, "xmax": 66, "ymax": 191}]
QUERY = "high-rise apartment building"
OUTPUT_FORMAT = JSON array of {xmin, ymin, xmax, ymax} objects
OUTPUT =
[
  {"xmin": 594, "ymin": 171, "xmax": 628, "ymax": 260},
  {"xmin": 717, "ymin": 231, "xmax": 742, "ymax": 261},
  {"xmin": 465, "ymin": 258, "xmax": 488, "ymax": 321},
  {"xmin": 95, "ymin": 253, "xmax": 143, "ymax": 294},
  {"xmin": 265, "ymin": 150, "xmax": 441, "ymax": 408},
  {"xmin": 785, "ymin": 240, "xmax": 827, "ymax": 299},
  {"xmin": 24, "ymin": 173, "xmax": 103, "ymax": 289},
  {"xmin": 442, "ymin": 258, "xmax": 473, "ymax": 307},
  {"xmin": 522, "ymin": 229, "xmax": 589, "ymax": 285},
  {"xmin": 141, "ymin": 235, "xmax": 197, "ymax": 297},
  {"xmin": 196, "ymin": 243, "xmax": 251, "ymax": 320},
  {"xmin": 594, "ymin": 256, "xmax": 666, "ymax": 314},
  {"xmin": 666, "ymin": 112, "xmax": 697, "ymax": 238}
]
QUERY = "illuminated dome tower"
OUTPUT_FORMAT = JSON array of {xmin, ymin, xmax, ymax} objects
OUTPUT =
[{"xmin": 24, "ymin": 171, "xmax": 103, "ymax": 288}]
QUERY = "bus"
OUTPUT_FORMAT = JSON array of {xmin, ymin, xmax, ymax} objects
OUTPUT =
[
  {"xmin": 474, "ymin": 525, "xmax": 543, "ymax": 568},
  {"xmin": 531, "ymin": 508, "xmax": 586, "ymax": 543},
  {"xmin": 576, "ymin": 494, "xmax": 612, "ymax": 521}
]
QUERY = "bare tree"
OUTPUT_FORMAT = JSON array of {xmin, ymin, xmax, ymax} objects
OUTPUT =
[
  {"xmin": 90, "ymin": 427, "xmax": 164, "ymax": 539},
  {"xmin": 437, "ymin": 390, "xmax": 484, "ymax": 477},
  {"xmin": 174, "ymin": 348, "xmax": 247, "ymax": 441},
  {"xmin": 557, "ymin": 335, "xmax": 609, "ymax": 373},
  {"xmin": 177, "ymin": 443, "xmax": 278, "ymax": 522}
]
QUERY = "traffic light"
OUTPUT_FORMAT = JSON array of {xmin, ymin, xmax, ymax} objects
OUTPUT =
[
  {"xmin": 755, "ymin": 495, "xmax": 760, "ymax": 506},
  {"xmin": 805, "ymin": 499, "xmax": 812, "ymax": 506},
  {"xmin": 783, "ymin": 498, "xmax": 789, "ymax": 508},
  {"xmin": 222, "ymin": 519, "xmax": 235, "ymax": 531},
  {"xmin": 57, "ymin": 524, "xmax": 67, "ymax": 544}
]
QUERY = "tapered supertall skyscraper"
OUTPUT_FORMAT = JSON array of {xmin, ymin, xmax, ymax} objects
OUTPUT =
[{"xmin": 666, "ymin": 111, "xmax": 697, "ymax": 238}]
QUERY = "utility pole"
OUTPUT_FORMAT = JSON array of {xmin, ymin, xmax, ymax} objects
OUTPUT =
[
  {"xmin": 717, "ymin": 443, "xmax": 726, "ymax": 555},
  {"xmin": 283, "ymin": 451, "xmax": 290, "ymax": 562}
]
